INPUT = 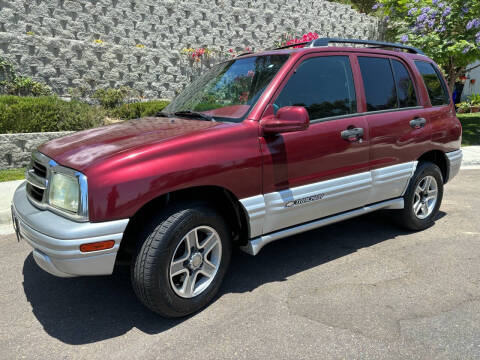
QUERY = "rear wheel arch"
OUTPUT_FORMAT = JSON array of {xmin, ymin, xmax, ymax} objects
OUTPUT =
[
  {"xmin": 417, "ymin": 150, "xmax": 448, "ymax": 183},
  {"xmin": 118, "ymin": 186, "xmax": 250, "ymax": 264},
  {"xmin": 395, "ymin": 161, "xmax": 444, "ymax": 231}
]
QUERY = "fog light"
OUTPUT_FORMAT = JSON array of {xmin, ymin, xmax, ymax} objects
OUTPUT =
[{"xmin": 80, "ymin": 240, "xmax": 115, "ymax": 252}]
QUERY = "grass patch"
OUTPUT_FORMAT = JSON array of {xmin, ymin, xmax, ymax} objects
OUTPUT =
[
  {"xmin": 458, "ymin": 113, "xmax": 480, "ymax": 146},
  {"xmin": 0, "ymin": 168, "xmax": 25, "ymax": 182}
]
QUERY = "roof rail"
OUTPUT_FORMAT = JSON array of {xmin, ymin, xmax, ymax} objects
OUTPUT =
[
  {"xmin": 308, "ymin": 38, "xmax": 425, "ymax": 55},
  {"xmin": 274, "ymin": 41, "xmax": 310, "ymax": 50},
  {"xmin": 236, "ymin": 51, "xmax": 253, "ymax": 57}
]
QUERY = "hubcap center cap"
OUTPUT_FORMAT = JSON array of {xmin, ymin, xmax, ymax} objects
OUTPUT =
[{"xmin": 189, "ymin": 252, "xmax": 203, "ymax": 270}]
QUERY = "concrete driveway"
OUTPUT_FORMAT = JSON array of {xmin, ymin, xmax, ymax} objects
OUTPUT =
[{"xmin": 1, "ymin": 170, "xmax": 479, "ymax": 359}]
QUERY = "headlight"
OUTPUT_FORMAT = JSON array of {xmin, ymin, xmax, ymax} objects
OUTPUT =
[{"xmin": 48, "ymin": 172, "xmax": 80, "ymax": 213}]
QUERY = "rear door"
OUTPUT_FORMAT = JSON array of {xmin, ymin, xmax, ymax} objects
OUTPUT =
[
  {"xmin": 413, "ymin": 60, "xmax": 456, "ymax": 151},
  {"xmin": 356, "ymin": 55, "xmax": 430, "ymax": 204},
  {"xmin": 259, "ymin": 53, "xmax": 370, "ymax": 235}
]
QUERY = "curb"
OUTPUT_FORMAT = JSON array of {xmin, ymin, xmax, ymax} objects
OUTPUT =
[
  {"xmin": 0, "ymin": 180, "xmax": 24, "ymax": 232},
  {"xmin": 0, "ymin": 208, "xmax": 12, "ymax": 225},
  {"xmin": 0, "ymin": 224, "xmax": 14, "ymax": 236}
]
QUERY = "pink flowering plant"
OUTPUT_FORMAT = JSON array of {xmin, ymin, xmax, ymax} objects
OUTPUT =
[
  {"xmin": 373, "ymin": 0, "xmax": 480, "ymax": 90},
  {"xmin": 181, "ymin": 47, "xmax": 214, "ymax": 62},
  {"xmin": 275, "ymin": 32, "xmax": 320, "ymax": 48},
  {"xmin": 181, "ymin": 47, "xmax": 253, "ymax": 64}
]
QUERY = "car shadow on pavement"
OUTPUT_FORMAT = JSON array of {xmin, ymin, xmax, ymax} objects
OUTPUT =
[{"xmin": 22, "ymin": 210, "xmax": 446, "ymax": 345}]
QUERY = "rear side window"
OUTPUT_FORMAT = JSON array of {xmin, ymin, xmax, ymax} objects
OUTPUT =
[
  {"xmin": 392, "ymin": 60, "xmax": 418, "ymax": 108},
  {"xmin": 274, "ymin": 56, "xmax": 357, "ymax": 121},
  {"xmin": 358, "ymin": 57, "xmax": 398, "ymax": 112},
  {"xmin": 415, "ymin": 61, "xmax": 450, "ymax": 106}
]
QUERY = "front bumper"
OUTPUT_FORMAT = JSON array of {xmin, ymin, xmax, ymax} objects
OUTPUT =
[
  {"xmin": 12, "ymin": 182, "xmax": 129, "ymax": 277},
  {"xmin": 446, "ymin": 149, "xmax": 462, "ymax": 183}
]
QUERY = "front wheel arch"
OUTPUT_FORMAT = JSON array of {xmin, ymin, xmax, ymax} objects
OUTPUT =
[{"xmin": 117, "ymin": 186, "xmax": 250, "ymax": 265}]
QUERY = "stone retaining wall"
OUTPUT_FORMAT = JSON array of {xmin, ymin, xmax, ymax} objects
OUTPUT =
[
  {"xmin": 0, "ymin": 132, "xmax": 73, "ymax": 169},
  {"xmin": 0, "ymin": 0, "xmax": 382, "ymax": 99}
]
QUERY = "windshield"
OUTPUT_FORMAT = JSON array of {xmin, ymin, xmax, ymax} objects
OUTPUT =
[{"xmin": 163, "ymin": 54, "xmax": 289, "ymax": 122}]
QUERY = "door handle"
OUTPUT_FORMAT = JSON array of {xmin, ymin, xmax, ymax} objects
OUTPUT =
[
  {"xmin": 341, "ymin": 127, "xmax": 364, "ymax": 142},
  {"xmin": 409, "ymin": 117, "xmax": 426, "ymax": 129}
]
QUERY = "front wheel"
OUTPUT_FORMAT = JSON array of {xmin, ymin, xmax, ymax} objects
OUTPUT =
[
  {"xmin": 395, "ymin": 161, "xmax": 444, "ymax": 231},
  {"xmin": 131, "ymin": 203, "xmax": 232, "ymax": 317}
]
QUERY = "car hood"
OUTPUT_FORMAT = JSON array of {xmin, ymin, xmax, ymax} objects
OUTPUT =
[{"xmin": 39, "ymin": 117, "xmax": 220, "ymax": 171}]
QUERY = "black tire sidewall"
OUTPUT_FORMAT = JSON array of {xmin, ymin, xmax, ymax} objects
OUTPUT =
[{"xmin": 132, "ymin": 204, "xmax": 232, "ymax": 317}]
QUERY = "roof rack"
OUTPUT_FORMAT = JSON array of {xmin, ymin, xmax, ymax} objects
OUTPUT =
[
  {"xmin": 274, "ymin": 41, "xmax": 310, "ymax": 50},
  {"xmin": 236, "ymin": 51, "xmax": 253, "ymax": 57},
  {"xmin": 310, "ymin": 38, "xmax": 425, "ymax": 55},
  {"xmin": 273, "ymin": 38, "xmax": 424, "ymax": 55}
]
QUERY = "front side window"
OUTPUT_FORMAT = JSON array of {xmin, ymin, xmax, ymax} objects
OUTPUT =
[
  {"xmin": 163, "ymin": 55, "xmax": 289, "ymax": 122},
  {"xmin": 273, "ymin": 56, "xmax": 357, "ymax": 121},
  {"xmin": 358, "ymin": 57, "xmax": 398, "ymax": 112},
  {"xmin": 414, "ymin": 61, "xmax": 450, "ymax": 106}
]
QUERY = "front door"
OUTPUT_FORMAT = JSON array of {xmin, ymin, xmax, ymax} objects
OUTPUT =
[{"xmin": 260, "ymin": 54, "xmax": 371, "ymax": 235}]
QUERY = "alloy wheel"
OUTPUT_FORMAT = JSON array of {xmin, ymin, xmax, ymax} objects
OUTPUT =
[
  {"xmin": 413, "ymin": 175, "xmax": 438, "ymax": 220},
  {"xmin": 169, "ymin": 226, "xmax": 222, "ymax": 298}
]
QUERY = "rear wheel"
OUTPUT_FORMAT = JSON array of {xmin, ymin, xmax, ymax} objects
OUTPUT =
[
  {"xmin": 131, "ymin": 203, "xmax": 232, "ymax": 317},
  {"xmin": 395, "ymin": 161, "xmax": 443, "ymax": 231}
]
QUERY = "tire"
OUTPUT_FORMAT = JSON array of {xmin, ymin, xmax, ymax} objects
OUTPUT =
[
  {"xmin": 395, "ymin": 161, "xmax": 444, "ymax": 231},
  {"xmin": 131, "ymin": 202, "xmax": 232, "ymax": 318}
]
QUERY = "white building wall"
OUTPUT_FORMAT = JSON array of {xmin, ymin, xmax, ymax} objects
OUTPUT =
[{"xmin": 462, "ymin": 60, "xmax": 480, "ymax": 100}]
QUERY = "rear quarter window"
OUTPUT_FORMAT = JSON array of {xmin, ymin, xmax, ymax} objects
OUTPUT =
[{"xmin": 414, "ymin": 61, "xmax": 450, "ymax": 106}]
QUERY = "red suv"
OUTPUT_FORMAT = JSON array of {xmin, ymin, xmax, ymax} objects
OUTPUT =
[{"xmin": 12, "ymin": 38, "xmax": 462, "ymax": 317}]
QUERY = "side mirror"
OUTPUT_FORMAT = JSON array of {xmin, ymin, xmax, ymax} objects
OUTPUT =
[{"xmin": 260, "ymin": 106, "xmax": 310, "ymax": 135}]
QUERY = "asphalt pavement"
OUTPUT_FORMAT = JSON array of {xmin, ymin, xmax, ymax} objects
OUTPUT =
[{"xmin": 1, "ymin": 169, "xmax": 479, "ymax": 359}]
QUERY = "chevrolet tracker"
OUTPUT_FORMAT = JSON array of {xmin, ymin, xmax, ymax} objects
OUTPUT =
[{"xmin": 12, "ymin": 38, "xmax": 463, "ymax": 317}]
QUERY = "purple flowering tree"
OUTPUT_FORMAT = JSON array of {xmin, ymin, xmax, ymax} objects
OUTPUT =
[{"xmin": 374, "ymin": 0, "xmax": 480, "ymax": 91}]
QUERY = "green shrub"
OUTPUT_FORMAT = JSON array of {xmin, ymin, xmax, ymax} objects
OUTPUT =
[
  {"xmin": 0, "ymin": 56, "xmax": 52, "ymax": 96},
  {"xmin": 327, "ymin": 0, "xmax": 376, "ymax": 13},
  {"xmin": 468, "ymin": 93, "xmax": 480, "ymax": 106},
  {"xmin": 457, "ymin": 113, "xmax": 480, "ymax": 146},
  {"xmin": 67, "ymin": 86, "xmax": 89, "ymax": 101},
  {"xmin": 2, "ymin": 76, "xmax": 52, "ymax": 96},
  {"xmin": 0, "ymin": 95, "xmax": 105, "ymax": 133},
  {"xmin": 92, "ymin": 86, "xmax": 134, "ymax": 109},
  {"xmin": 57, "ymin": 100, "xmax": 106, "ymax": 131},
  {"xmin": 109, "ymin": 100, "xmax": 170, "ymax": 119}
]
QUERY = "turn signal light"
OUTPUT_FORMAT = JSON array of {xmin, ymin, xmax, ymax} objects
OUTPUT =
[{"xmin": 80, "ymin": 240, "xmax": 115, "ymax": 252}]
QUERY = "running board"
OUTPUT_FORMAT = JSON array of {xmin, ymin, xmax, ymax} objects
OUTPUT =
[{"xmin": 240, "ymin": 198, "xmax": 404, "ymax": 255}]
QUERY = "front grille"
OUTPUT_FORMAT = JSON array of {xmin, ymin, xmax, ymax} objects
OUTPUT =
[
  {"xmin": 26, "ymin": 182, "xmax": 44, "ymax": 202},
  {"xmin": 32, "ymin": 161, "xmax": 47, "ymax": 178},
  {"xmin": 25, "ymin": 152, "xmax": 50, "ymax": 207}
]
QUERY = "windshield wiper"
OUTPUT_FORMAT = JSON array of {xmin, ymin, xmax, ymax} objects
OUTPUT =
[
  {"xmin": 174, "ymin": 110, "xmax": 215, "ymax": 122},
  {"xmin": 156, "ymin": 111, "xmax": 172, "ymax": 118}
]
